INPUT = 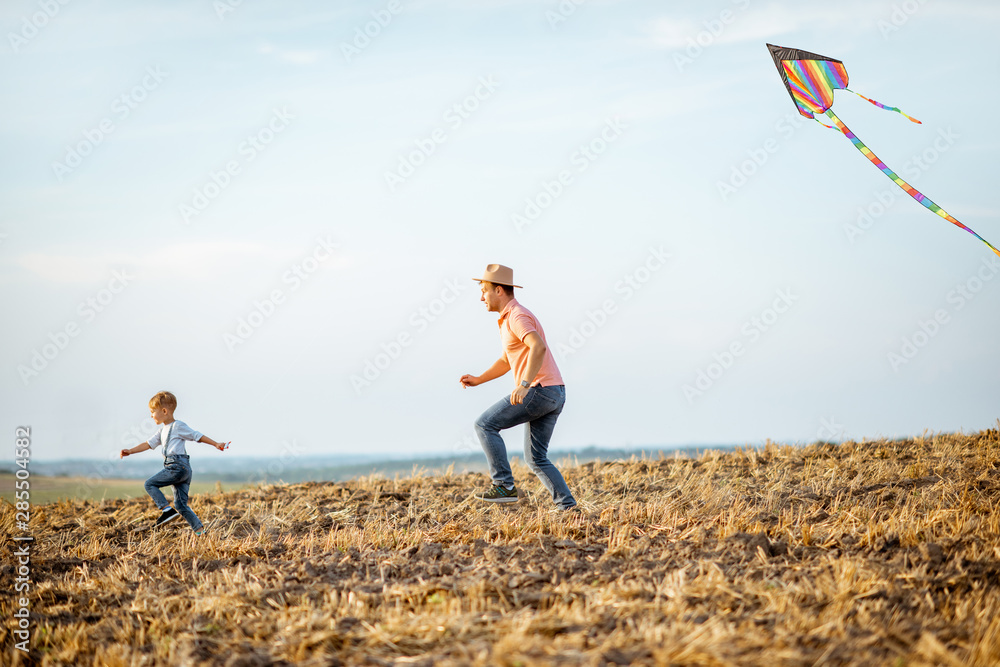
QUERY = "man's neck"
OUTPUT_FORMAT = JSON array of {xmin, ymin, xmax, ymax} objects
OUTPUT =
[{"xmin": 496, "ymin": 296, "xmax": 515, "ymax": 313}]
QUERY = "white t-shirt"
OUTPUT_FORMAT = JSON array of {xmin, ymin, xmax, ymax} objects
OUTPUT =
[{"xmin": 146, "ymin": 420, "xmax": 204, "ymax": 457}]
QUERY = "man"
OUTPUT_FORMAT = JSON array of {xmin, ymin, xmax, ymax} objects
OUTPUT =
[{"xmin": 460, "ymin": 264, "xmax": 577, "ymax": 511}]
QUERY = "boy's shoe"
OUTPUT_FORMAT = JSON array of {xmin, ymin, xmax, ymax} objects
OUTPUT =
[
  {"xmin": 476, "ymin": 484, "xmax": 519, "ymax": 503},
  {"xmin": 194, "ymin": 529, "xmax": 205, "ymax": 537},
  {"xmin": 155, "ymin": 507, "xmax": 179, "ymax": 526}
]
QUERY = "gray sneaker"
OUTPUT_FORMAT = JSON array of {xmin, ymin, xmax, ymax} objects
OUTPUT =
[{"xmin": 476, "ymin": 484, "xmax": 518, "ymax": 503}]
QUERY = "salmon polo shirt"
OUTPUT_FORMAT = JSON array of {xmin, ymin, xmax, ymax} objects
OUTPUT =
[{"xmin": 498, "ymin": 299, "xmax": 564, "ymax": 387}]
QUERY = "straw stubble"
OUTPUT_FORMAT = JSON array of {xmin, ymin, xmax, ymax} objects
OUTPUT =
[{"xmin": 3, "ymin": 429, "xmax": 1000, "ymax": 665}]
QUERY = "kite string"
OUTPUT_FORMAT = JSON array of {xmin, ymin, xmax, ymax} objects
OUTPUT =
[
  {"xmin": 844, "ymin": 88, "xmax": 922, "ymax": 124},
  {"xmin": 823, "ymin": 108, "xmax": 1000, "ymax": 259}
]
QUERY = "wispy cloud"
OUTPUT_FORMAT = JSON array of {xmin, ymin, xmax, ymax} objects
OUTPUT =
[
  {"xmin": 643, "ymin": 1, "xmax": 1000, "ymax": 51},
  {"xmin": 642, "ymin": 4, "xmax": 857, "ymax": 50},
  {"xmin": 257, "ymin": 43, "xmax": 326, "ymax": 65},
  {"xmin": 13, "ymin": 239, "xmax": 350, "ymax": 285}
]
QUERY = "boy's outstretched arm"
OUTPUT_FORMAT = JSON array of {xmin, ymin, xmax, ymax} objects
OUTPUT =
[
  {"xmin": 198, "ymin": 435, "xmax": 230, "ymax": 451},
  {"xmin": 121, "ymin": 442, "xmax": 151, "ymax": 458}
]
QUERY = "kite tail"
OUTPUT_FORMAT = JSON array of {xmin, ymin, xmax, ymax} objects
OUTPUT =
[
  {"xmin": 844, "ymin": 88, "xmax": 922, "ymax": 124},
  {"xmin": 823, "ymin": 109, "xmax": 1000, "ymax": 259}
]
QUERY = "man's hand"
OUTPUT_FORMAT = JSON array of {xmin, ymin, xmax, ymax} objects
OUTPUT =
[
  {"xmin": 215, "ymin": 441, "xmax": 230, "ymax": 452},
  {"xmin": 120, "ymin": 448, "xmax": 130, "ymax": 458},
  {"xmin": 510, "ymin": 385, "xmax": 528, "ymax": 405},
  {"xmin": 460, "ymin": 374, "xmax": 481, "ymax": 388}
]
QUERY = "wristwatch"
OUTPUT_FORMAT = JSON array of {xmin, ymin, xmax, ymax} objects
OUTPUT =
[{"xmin": 520, "ymin": 380, "xmax": 530, "ymax": 388}]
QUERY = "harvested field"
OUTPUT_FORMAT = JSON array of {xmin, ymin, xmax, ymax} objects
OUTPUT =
[
  {"xmin": 0, "ymin": 474, "xmax": 245, "ymax": 505},
  {"xmin": 3, "ymin": 429, "xmax": 1000, "ymax": 666}
]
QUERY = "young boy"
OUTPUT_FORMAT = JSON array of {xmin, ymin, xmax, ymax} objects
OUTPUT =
[{"xmin": 120, "ymin": 391, "xmax": 229, "ymax": 535}]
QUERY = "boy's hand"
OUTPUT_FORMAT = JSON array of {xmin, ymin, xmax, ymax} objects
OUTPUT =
[
  {"xmin": 215, "ymin": 441, "xmax": 230, "ymax": 452},
  {"xmin": 120, "ymin": 448, "xmax": 130, "ymax": 458}
]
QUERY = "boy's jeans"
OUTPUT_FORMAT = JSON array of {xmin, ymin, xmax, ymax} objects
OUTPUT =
[
  {"xmin": 474, "ymin": 384, "xmax": 576, "ymax": 510},
  {"xmin": 144, "ymin": 455, "xmax": 203, "ymax": 531}
]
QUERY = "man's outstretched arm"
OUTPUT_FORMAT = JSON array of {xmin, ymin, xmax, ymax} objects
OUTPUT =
[{"xmin": 460, "ymin": 357, "xmax": 510, "ymax": 387}]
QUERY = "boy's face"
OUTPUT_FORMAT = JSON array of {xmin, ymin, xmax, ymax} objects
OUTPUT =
[{"xmin": 149, "ymin": 406, "xmax": 173, "ymax": 424}]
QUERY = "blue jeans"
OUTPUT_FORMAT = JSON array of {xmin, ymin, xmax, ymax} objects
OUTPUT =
[
  {"xmin": 144, "ymin": 455, "xmax": 203, "ymax": 531},
  {"xmin": 474, "ymin": 384, "xmax": 576, "ymax": 510}
]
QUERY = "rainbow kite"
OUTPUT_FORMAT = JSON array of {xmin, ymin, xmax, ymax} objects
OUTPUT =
[{"xmin": 766, "ymin": 44, "xmax": 999, "ymax": 258}]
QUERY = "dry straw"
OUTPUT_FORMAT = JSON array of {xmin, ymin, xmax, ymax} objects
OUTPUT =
[{"xmin": 3, "ymin": 429, "xmax": 1000, "ymax": 665}]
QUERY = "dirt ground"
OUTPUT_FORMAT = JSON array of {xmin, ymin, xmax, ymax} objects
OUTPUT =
[{"xmin": 3, "ymin": 430, "xmax": 1000, "ymax": 665}]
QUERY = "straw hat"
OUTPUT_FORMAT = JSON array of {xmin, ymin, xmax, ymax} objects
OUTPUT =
[{"xmin": 473, "ymin": 264, "xmax": 522, "ymax": 289}]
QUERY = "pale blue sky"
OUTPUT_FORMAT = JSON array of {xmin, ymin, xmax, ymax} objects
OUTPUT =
[{"xmin": 2, "ymin": 0, "xmax": 997, "ymax": 461}]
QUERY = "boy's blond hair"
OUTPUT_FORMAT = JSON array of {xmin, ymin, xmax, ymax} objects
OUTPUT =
[{"xmin": 149, "ymin": 391, "xmax": 177, "ymax": 411}]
